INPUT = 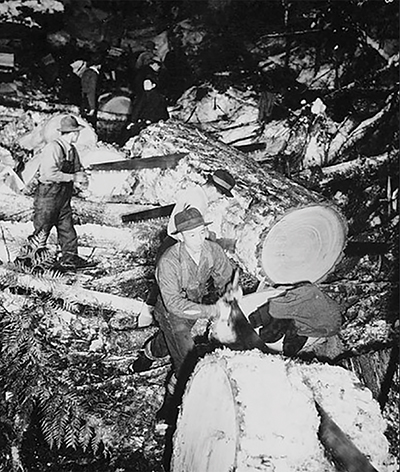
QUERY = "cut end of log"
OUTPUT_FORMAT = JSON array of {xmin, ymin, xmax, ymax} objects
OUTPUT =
[
  {"xmin": 172, "ymin": 350, "xmax": 396, "ymax": 472},
  {"xmin": 172, "ymin": 358, "xmax": 238, "ymax": 472},
  {"xmin": 261, "ymin": 205, "xmax": 347, "ymax": 284}
]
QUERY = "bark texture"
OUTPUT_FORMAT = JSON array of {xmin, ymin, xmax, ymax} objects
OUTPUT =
[
  {"xmin": 122, "ymin": 120, "xmax": 347, "ymax": 283},
  {"xmin": 172, "ymin": 350, "xmax": 397, "ymax": 472}
]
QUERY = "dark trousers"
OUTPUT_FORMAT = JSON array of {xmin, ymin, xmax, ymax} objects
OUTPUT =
[
  {"xmin": 32, "ymin": 182, "xmax": 78, "ymax": 262},
  {"xmin": 153, "ymin": 302, "xmax": 197, "ymax": 375},
  {"xmin": 144, "ymin": 235, "xmax": 178, "ymax": 360}
]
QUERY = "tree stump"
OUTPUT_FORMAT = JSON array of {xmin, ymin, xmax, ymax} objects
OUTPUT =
[{"xmin": 171, "ymin": 350, "xmax": 397, "ymax": 472}]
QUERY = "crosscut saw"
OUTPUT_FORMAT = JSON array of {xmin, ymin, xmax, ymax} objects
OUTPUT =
[
  {"xmin": 121, "ymin": 204, "xmax": 175, "ymax": 224},
  {"xmin": 88, "ymin": 152, "xmax": 187, "ymax": 172}
]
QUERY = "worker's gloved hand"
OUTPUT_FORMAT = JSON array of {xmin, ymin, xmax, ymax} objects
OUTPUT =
[
  {"xmin": 73, "ymin": 171, "xmax": 89, "ymax": 189},
  {"xmin": 223, "ymin": 282, "xmax": 243, "ymax": 303},
  {"xmin": 209, "ymin": 298, "xmax": 236, "ymax": 344}
]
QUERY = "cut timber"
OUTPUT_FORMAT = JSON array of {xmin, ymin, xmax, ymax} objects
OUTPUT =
[
  {"xmin": 297, "ymin": 152, "xmax": 392, "ymax": 189},
  {"xmin": 172, "ymin": 350, "xmax": 396, "ymax": 472},
  {"xmin": 259, "ymin": 205, "xmax": 347, "ymax": 284},
  {"xmin": 0, "ymin": 266, "xmax": 143, "ymax": 317},
  {"xmin": 123, "ymin": 120, "xmax": 347, "ymax": 283},
  {"xmin": 18, "ymin": 113, "xmax": 97, "ymax": 153}
]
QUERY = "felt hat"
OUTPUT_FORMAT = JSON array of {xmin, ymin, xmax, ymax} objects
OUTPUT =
[
  {"xmin": 172, "ymin": 207, "xmax": 212, "ymax": 235},
  {"xmin": 208, "ymin": 169, "xmax": 235, "ymax": 197},
  {"xmin": 58, "ymin": 115, "xmax": 84, "ymax": 133}
]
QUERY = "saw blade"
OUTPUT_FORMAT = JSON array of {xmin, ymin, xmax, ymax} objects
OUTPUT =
[
  {"xmin": 88, "ymin": 153, "xmax": 187, "ymax": 172},
  {"xmin": 122, "ymin": 204, "xmax": 175, "ymax": 223}
]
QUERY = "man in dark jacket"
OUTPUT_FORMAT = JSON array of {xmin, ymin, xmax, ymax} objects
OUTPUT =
[
  {"xmin": 121, "ymin": 75, "xmax": 169, "ymax": 143},
  {"xmin": 80, "ymin": 56, "xmax": 102, "ymax": 128}
]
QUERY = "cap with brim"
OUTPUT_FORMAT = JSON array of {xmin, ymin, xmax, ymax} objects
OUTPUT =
[
  {"xmin": 58, "ymin": 116, "xmax": 84, "ymax": 133},
  {"xmin": 172, "ymin": 207, "xmax": 212, "ymax": 235},
  {"xmin": 208, "ymin": 169, "xmax": 235, "ymax": 197}
]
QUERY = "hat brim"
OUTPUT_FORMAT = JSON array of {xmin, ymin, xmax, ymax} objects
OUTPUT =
[
  {"xmin": 58, "ymin": 125, "xmax": 84, "ymax": 133},
  {"xmin": 171, "ymin": 220, "xmax": 212, "ymax": 235},
  {"xmin": 208, "ymin": 175, "xmax": 233, "ymax": 197}
]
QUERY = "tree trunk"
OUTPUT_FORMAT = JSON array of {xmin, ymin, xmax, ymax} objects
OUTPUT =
[
  {"xmin": 0, "ymin": 266, "xmax": 143, "ymax": 317},
  {"xmin": 171, "ymin": 350, "xmax": 395, "ymax": 472},
  {"xmin": 123, "ymin": 120, "xmax": 348, "ymax": 284},
  {"xmin": 296, "ymin": 152, "xmax": 391, "ymax": 188}
]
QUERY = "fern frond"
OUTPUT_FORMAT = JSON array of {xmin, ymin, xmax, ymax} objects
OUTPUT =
[
  {"xmin": 28, "ymin": 231, "xmax": 48, "ymax": 250},
  {"xmin": 64, "ymin": 422, "xmax": 78, "ymax": 450},
  {"xmin": 79, "ymin": 421, "xmax": 94, "ymax": 452}
]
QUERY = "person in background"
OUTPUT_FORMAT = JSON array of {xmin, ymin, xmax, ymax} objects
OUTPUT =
[
  {"xmin": 80, "ymin": 55, "xmax": 102, "ymax": 128},
  {"xmin": 133, "ymin": 169, "xmax": 236, "ymax": 358},
  {"xmin": 133, "ymin": 57, "xmax": 162, "ymax": 98},
  {"xmin": 121, "ymin": 75, "xmax": 169, "ymax": 144},
  {"xmin": 135, "ymin": 41, "xmax": 156, "ymax": 71},
  {"xmin": 150, "ymin": 207, "xmax": 233, "ymax": 425},
  {"xmin": 27, "ymin": 115, "xmax": 98, "ymax": 272}
]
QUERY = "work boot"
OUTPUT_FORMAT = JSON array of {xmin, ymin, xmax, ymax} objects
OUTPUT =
[
  {"xmin": 156, "ymin": 391, "xmax": 178, "ymax": 427},
  {"xmin": 130, "ymin": 351, "xmax": 154, "ymax": 373},
  {"xmin": 55, "ymin": 255, "xmax": 99, "ymax": 272},
  {"xmin": 72, "ymin": 255, "xmax": 99, "ymax": 270}
]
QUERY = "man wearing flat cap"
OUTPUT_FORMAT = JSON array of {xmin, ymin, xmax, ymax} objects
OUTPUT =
[
  {"xmin": 144, "ymin": 207, "xmax": 233, "ymax": 425},
  {"xmin": 28, "ymin": 115, "xmax": 96, "ymax": 271}
]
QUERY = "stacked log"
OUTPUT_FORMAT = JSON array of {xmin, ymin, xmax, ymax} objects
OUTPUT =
[
  {"xmin": 171, "ymin": 350, "xmax": 397, "ymax": 472},
  {"xmin": 2, "ymin": 114, "xmax": 347, "ymax": 284},
  {"xmin": 121, "ymin": 120, "xmax": 347, "ymax": 284}
]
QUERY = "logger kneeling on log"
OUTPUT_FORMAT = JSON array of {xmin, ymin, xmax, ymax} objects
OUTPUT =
[
  {"xmin": 137, "ymin": 207, "xmax": 235, "ymax": 425},
  {"xmin": 136, "ymin": 168, "xmax": 237, "ymax": 328}
]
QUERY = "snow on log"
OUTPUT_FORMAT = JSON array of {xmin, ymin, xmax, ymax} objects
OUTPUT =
[
  {"xmin": 121, "ymin": 120, "xmax": 347, "ymax": 283},
  {"xmin": 0, "ymin": 265, "xmax": 143, "ymax": 316},
  {"xmin": 0, "ymin": 221, "xmax": 147, "ymax": 263},
  {"xmin": 17, "ymin": 113, "xmax": 97, "ymax": 154},
  {"xmin": 326, "ymin": 93, "xmax": 396, "ymax": 164},
  {"xmin": 171, "ymin": 349, "xmax": 397, "ymax": 472},
  {"xmin": 297, "ymin": 152, "xmax": 392, "ymax": 188}
]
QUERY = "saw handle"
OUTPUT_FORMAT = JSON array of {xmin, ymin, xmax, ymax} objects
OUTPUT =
[{"xmin": 223, "ymin": 269, "xmax": 242, "ymax": 303}]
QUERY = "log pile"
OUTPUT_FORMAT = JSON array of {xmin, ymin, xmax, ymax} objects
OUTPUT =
[
  {"xmin": 172, "ymin": 350, "xmax": 397, "ymax": 472},
  {"xmin": 121, "ymin": 119, "xmax": 347, "ymax": 284}
]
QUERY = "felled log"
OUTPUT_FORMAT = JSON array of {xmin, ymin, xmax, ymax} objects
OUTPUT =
[
  {"xmin": 326, "ymin": 93, "xmax": 396, "ymax": 164},
  {"xmin": 18, "ymin": 113, "xmax": 97, "ymax": 155},
  {"xmin": 171, "ymin": 350, "xmax": 395, "ymax": 472},
  {"xmin": 0, "ymin": 221, "xmax": 153, "ymax": 262},
  {"xmin": 0, "ymin": 185, "xmax": 142, "ymax": 226},
  {"xmin": 122, "ymin": 120, "xmax": 347, "ymax": 284},
  {"xmin": 296, "ymin": 152, "xmax": 392, "ymax": 188},
  {"xmin": 0, "ymin": 266, "xmax": 143, "ymax": 316},
  {"xmin": 2, "ymin": 118, "xmax": 347, "ymax": 284}
]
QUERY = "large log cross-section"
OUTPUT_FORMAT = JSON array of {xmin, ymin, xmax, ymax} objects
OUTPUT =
[{"xmin": 121, "ymin": 120, "xmax": 348, "ymax": 284}]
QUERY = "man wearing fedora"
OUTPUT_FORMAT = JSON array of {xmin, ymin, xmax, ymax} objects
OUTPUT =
[
  {"xmin": 135, "ymin": 169, "xmax": 236, "ymax": 328},
  {"xmin": 148, "ymin": 207, "xmax": 233, "ymax": 425},
  {"xmin": 28, "ymin": 115, "xmax": 97, "ymax": 271}
]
